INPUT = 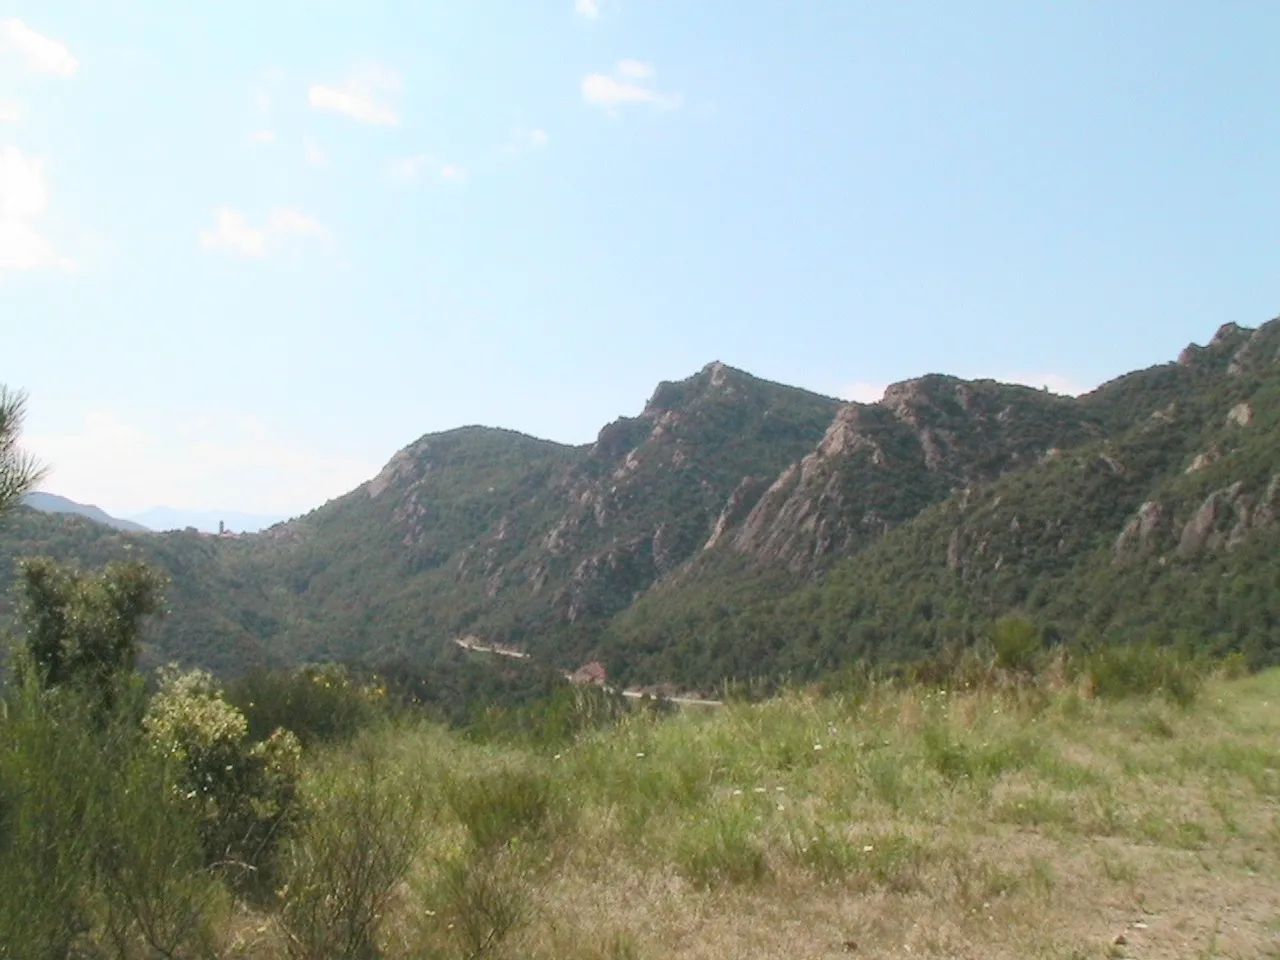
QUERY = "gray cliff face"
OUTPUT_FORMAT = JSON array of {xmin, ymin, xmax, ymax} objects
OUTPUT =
[{"xmin": 727, "ymin": 377, "xmax": 1098, "ymax": 571}]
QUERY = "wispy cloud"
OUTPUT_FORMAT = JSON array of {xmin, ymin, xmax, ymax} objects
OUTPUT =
[
  {"xmin": 501, "ymin": 126, "xmax": 549, "ymax": 156},
  {"xmin": 617, "ymin": 59, "xmax": 652, "ymax": 79},
  {"xmin": 574, "ymin": 0, "xmax": 601, "ymax": 20},
  {"xmin": 0, "ymin": 100, "xmax": 21, "ymax": 123},
  {"xmin": 304, "ymin": 139, "xmax": 328, "ymax": 166},
  {"xmin": 309, "ymin": 65, "xmax": 401, "ymax": 126},
  {"xmin": 198, "ymin": 206, "xmax": 328, "ymax": 259},
  {"xmin": 250, "ymin": 128, "xmax": 276, "ymax": 144},
  {"xmin": 0, "ymin": 19, "xmax": 78, "ymax": 77},
  {"xmin": 388, "ymin": 154, "xmax": 469, "ymax": 184},
  {"xmin": 0, "ymin": 145, "xmax": 74, "ymax": 273},
  {"xmin": 582, "ymin": 61, "xmax": 680, "ymax": 111}
]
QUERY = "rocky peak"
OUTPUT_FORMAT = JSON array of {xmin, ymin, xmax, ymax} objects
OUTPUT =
[
  {"xmin": 879, "ymin": 376, "xmax": 953, "ymax": 427},
  {"xmin": 367, "ymin": 447, "xmax": 419, "ymax": 499},
  {"xmin": 1177, "ymin": 321, "xmax": 1256, "ymax": 372},
  {"xmin": 1226, "ymin": 317, "xmax": 1280, "ymax": 377}
]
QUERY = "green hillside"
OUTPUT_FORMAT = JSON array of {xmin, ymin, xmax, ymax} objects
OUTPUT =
[
  {"xmin": 605, "ymin": 319, "xmax": 1280, "ymax": 687},
  {"xmin": 3, "ymin": 318, "xmax": 1279, "ymax": 689}
]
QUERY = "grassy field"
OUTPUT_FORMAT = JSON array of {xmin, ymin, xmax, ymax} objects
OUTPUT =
[{"xmin": 218, "ymin": 666, "xmax": 1280, "ymax": 960}]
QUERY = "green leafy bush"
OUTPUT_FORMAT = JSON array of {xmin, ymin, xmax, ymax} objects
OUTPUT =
[
  {"xmin": 991, "ymin": 614, "xmax": 1041, "ymax": 673},
  {"xmin": 143, "ymin": 666, "xmax": 302, "ymax": 889},
  {"xmin": 227, "ymin": 664, "xmax": 384, "ymax": 748}
]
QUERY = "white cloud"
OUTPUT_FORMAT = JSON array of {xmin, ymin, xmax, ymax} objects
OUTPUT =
[
  {"xmin": 250, "ymin": 128, "xmax": 276, "ymax": 143},
  {"xmin": 0, "ymin": 146, "xmax": 47, "ymax": 221},
  {"xmin": 25, "ymin": 411, "xmax": 378, "ymax": 516},
  {"xmin": 304, "ymin": 139, "xmax": 327, "ymax": 165},
  {"xmin": 198, "ymin": 205, "xmax": 327, "ymax": 259},
  {"xmin": 839, "ymin": 382, "xmax": 887, "ymax": 404},
  {"xmin": 617, "ymin": 59, "xmax": 653, "ymax": 79},
  {"xmin": 387, "ymin": 154, "xmax": 430, "ymax": 181},
  {"xmin": 0, "ymin": 145, "xmax": 73, "ymax": 273},
  {"xmin": 582, "ymin": 62, "xmax": 680, "ymax": 111},
  {"xmin": 501, "ymin": 127, "xmax": 549, "ymax": 157},
  {"xmin": 388, "ymin": 153, "xmax": 468, "ymax": 184},
  {"xmin": 0, "ymin": 100, "xmax": 21, "ymax": 123},
  {"xmin": 198, "ymin": 208, "xmax": 268, "ymax": 257},
  {"xmin": 267, "ymin": 206, "xmax": 325, "ymax": 236},
  {"xmin": 308, "ymin": 65, "xmax": 401, "ymax": 126},
  {"xmin": 0, "ymin": 19, "xmax": 78, "ymax": 77},
  {"xmin": 574, "ymin": 0, "xmax": 601, "ymax": 19}
]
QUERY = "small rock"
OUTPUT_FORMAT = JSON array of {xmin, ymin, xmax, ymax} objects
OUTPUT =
[
  {"xmin": 842, "ymin": 940, "xmax": 858, "ymax": 952},
  {"xmin": 1113, "ymin": 933, "xmax": 1127, "ymax": 946}
]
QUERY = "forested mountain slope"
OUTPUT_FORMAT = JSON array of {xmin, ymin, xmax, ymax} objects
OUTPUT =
[{"xmin": 3, "ymin": 319, "xmax": 1278, "ymax": 687}]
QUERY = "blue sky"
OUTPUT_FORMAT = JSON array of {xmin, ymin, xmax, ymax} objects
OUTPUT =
[{"xmin": 3, "ymin": 1, "xmax": 1278, "ymax": 519}]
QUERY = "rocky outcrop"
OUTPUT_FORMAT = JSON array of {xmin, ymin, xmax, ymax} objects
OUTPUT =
[
  {"xmin": 704, "ymin": 476, "xmax": 771, "ymax": 550},
  {"xmin": 727, "ymin": 376, "xmax": 1099, "ymax": 572},
  {"xmin": 730, "ymin": 406, "xmax": 881, "ymax": 569},
  {"xmin": 1115, "ymin": 501, "xmax": 1168, "ymax": 559},
  {"xmin": 557, "ymin": 537, "xmax": 655, "ymax": 623},
  {"xmin": 1186, "ymin": 446, "xmax": 1221, "ymax": 473},
  {"xmin": 1179, "ymin": 482, "xmax": 1246, "ymax": 555},
  {"xmin": 367, "ymin": 447, "xmax": 419, "ymax": 499},
  {"xmin": 1226, "ymin": 402, "xmax": 1254, "ymax": 428},
  {"xmin": 1226, "ymin": 320, "xmax": 1280, "ymax": 376}
]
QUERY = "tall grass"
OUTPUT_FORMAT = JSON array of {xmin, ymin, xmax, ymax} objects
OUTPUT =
[{"xmin": 1, "ymin": 650, "xmax": 1275, "ymax": 958}]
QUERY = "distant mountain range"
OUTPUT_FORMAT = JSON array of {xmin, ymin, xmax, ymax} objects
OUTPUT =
[
  {"xmin": 21, "ymin": 492, "xmax": 151, "ymax": 533},
  {"xmin": 4, "ymin": 316, "xmax": 1280, "ymax": 686},
  {"xmin": 20, "ymin": 496, "xmax": 288, "ymax": 536},
  {"xmin": 125, "ymin": 508, "xmax": 290, "ymax": 534}
]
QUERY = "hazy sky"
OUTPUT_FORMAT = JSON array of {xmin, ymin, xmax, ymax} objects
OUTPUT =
[{"xmin": 3, "ymin": 1, "xmax": 1278, "ymax": 518}]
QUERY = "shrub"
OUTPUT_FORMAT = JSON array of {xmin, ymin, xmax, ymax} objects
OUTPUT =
[
  {"xmin": 12, "ymin": 557, "xmax": 164, "ymax": 714},
  {"xmin": 991, "ymin": 614, "xmax": 1041, "ymax": 674},
  {"xmin": 143, "ymin": 666, "xmax": 301, "ymax": 890},
  {"xmin": 226, "ymin": 664, "xmax": 383, "ymax": 748},
  {"xmin": 94, "ymin": 749, "xmax": 225, "ymax": 959},
  {"xmin": 276, "ymin": 744, "xmax": 424, "ymax": 960},
  {"xmin": 0, "ymin": 683, "xmax": 101, "ymax": 956},
  {"xmin": 423, "ymin": 853, "xmax": 530, "ymax": 960},
  {"xmin": 0, "ymin": 677, "xmax": 220, "ymax": 959},
  {"xmin": 674, "ymin": 807, "xmax": 768, "ymax": 889},
  {"xmin": 445, "ymin": 766, "xmax": 558, "ymax": 852},
  {"xmin": 1082, "ymin": 644, "xmax": 1205, "ymax": 706}
]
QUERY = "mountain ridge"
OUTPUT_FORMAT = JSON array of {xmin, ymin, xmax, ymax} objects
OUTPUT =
[
  {"xmin": 3, "ymin": 318, "xmax": 1278, "ymax": 686},
  {"xmin": 21, "ymin": 492, "xmax": 152, "ymax": 533}
]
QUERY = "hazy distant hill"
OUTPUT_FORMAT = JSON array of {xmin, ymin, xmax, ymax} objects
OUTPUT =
[
  {"xmin": 22, "ymin": 492, "xmax": 151, "ymax": 533},
  {"xmin": 4, "ymin": 318, "xmax": 1279, "ymax": 687},
  {"xmin": 127, "ymin": 507, "xmax": 290, "ymax": 534}
]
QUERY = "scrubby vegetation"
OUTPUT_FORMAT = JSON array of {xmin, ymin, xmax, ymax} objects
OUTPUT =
[{"xmin": 3, "ymin": 565, "xmax": 1278, "ymax": 959}]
